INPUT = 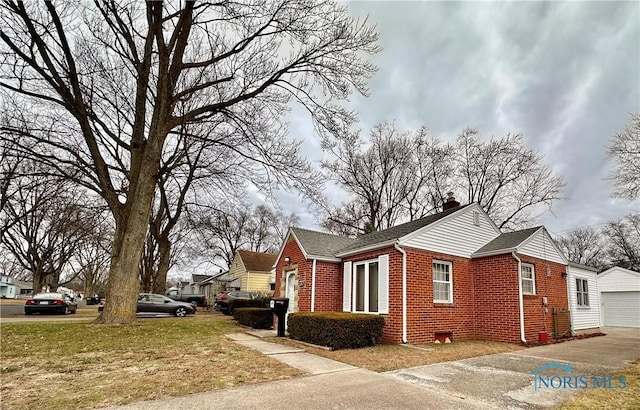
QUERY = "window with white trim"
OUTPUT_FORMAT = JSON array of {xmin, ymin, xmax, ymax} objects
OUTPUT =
[
  {"xmin": 433, "ymin": 261, "xmax": 453, "ymax": 303},
  {"xmin": 521, "ymin": 263, "xmax": 535, "ymax": 295},
  {"xmin": 576, "ymin": 278, "xmax": 589, "ymax": 306},
  {"xmin": 343, "ymin": 255, "xmax": 389, "ymax": 314}
]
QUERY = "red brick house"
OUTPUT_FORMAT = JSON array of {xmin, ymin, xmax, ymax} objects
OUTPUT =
[{"xmin": 273, "ymin": 199, "xmax": 569, "ymax": 345}]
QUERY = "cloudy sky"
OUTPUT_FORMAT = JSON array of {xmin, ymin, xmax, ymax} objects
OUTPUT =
[{"xmin": 277, "ymin": 0, "xmax": 639, "ymax": 238}]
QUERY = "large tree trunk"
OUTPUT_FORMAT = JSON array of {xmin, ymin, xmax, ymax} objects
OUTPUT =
[{"xmin": 94, "ymin": 148, "xmax": 162, "ymax": 324}]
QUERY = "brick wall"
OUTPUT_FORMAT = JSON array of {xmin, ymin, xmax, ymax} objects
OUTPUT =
[
  {"xmin": 518, "ymin": 254, "xmax": 568, "ymax": 342},
  {"xmin": 472, "ymin": 253, "xmax": 569, "ymax": 344},
  {"xmin": 273, "ymin": 238, "xmax": 341, "ymax": 313},
  {"xmin": 403, "ymin": 248, "xmax": 477, "ymax": 344},
  {"xmin": 473, "ymin": 254, "xmax": 521, "ymax": 343}
]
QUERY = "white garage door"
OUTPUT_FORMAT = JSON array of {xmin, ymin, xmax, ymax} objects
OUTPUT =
[{"xmin": 601, "ymin": 292, "xmax": 640, "ymax": 328}]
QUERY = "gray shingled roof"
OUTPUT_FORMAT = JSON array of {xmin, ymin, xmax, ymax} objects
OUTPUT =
[
  {"xmin": 337, "ymin": 204, "xmax": 471, "ymax": 255},
  {"xmin": 290, "ymin": 204, "xmax": 470, "ymax": 258},
  {"xmin": 473, "ymin": 227, "xmax": 541, "ymax": 255},
  {"xmin": 291, "ymin": 227, "xmax": 356, "ymax": 259}
]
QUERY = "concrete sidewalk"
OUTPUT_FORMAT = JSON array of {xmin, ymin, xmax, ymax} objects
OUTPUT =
[{"xmin": 226, "ymin": 331, "xmax": 357, "ymax": 375}]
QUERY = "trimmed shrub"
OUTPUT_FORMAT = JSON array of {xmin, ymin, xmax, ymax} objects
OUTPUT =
[
  {"xmin": 233, "ymin": 308, "xmax": 273, "ymax": 329},
  {"xmin": 287, "ymin": 312, "xmax": 385, "ymax": 350},
  {"xmin": 227, "ymin": 298, "xmax": 264, "ymax": 314}
]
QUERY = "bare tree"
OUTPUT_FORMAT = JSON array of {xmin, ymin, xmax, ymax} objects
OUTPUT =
[
  {"xmin": 607, "ymin": 113, "xmax": 640, "ymax": 200},
  {"xmin": 455, "ymin": 129, "xmax": 565, "ymax": 230},
  {"xmin": 556, "ymin": 227, "xmax": 607, "ymax": 269},
  {"xmin": 1, "ymin": 1, "xmax": 378, "ymax": 323},
  {"xmin": 603, "ymin": 213, "xmax": 640, "ymax": 271},
  {"xmin": 188, "ymin": 203, "xmax": 298, "ymax": 269},
  {"xmin": 322, "ymin": 123, "xmax": 451, "ymax": 235},
  {"xmin": 322, "ymin": 123, "xmax": 563, "ymax": 234},
  {"xmin": 0, "ymin": 168, "xmax": 99, "ymax": 292}
]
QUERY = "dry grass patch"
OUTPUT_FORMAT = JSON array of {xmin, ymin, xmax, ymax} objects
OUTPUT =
[
  {"xmin": 556, "ymin": 360, "xmax": 640, "ymax": 410},
  {"xmin": 269, "ymin": 338, "xmax": 524, "ymax": 372},
  {"xmin": 1, "ymin": 316, "xmax": 303, "ymax": 410}
]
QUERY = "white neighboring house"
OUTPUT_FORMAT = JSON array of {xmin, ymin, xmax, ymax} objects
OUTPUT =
[
  {"xmin": 567, "ymin": 262, "xmax": 601, "ymax": 333},
  {"xmin": 597, "ymin": 266, "xmax": 640, "ymax": 328},
  {"xmin": 1, "ymin": 276, "xmax": 17, "ymax": 299}
]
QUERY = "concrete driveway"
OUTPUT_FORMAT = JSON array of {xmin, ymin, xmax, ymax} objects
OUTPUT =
[{"xmin": 385, "ymin": 327, "xmax": 640, "ymax": 409}]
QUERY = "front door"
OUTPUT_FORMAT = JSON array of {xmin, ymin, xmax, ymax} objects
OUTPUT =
[{"xmin": 285, "ymin": 271, "xmax": 296, "ymax": 328}]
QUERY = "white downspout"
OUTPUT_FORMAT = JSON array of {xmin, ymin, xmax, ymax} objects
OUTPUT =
[
  {"xmin": 512, "ymin": 252, "xmax": 527, "ymax": 343},
  {"xmin": 311, "ymin": 259, "xmax": 317, "ymax": 312},
  {"xmin": 394, "ymin": 243, "xmax": 408, "ymax": 344}
]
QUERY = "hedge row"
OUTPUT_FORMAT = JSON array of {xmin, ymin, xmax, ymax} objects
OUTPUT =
[
  {"xmin": 233, "ymin": 307, "xmax": 273, "ymax": 329},
  {"xmin": 227, "ymin": 297, "xmax": 269, "ymax": 313},
  {"xmin": 287, "ymin": 312, "xmax": 385, "ymax": 350}
]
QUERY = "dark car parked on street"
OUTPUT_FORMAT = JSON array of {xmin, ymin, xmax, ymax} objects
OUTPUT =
[
  {"xmin": 98, "ymin": 293, "xmax": 195, "ymax": 317},
  {"xmin": 25, "ymin": 292, "xmax": 78, "ymax": 315},
  {"xmin": 214, "ymin": 291, "xmax": 261, "ymax": 315}
]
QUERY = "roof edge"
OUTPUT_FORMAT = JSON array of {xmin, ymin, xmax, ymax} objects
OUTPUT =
[
  {"xmin": 335, "ymin": 240, "xmax": 397, "ymax": 258},
  {"xmin": 471, "ymin": 247, "xmax": 518, "ymax": 258}
]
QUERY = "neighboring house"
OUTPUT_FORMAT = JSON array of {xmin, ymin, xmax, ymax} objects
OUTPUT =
[
  {"xmin": 567, "ymin": 262, "xmax": 601, "ymax": 333},
  {"xmin": 229, "ymin": 250, "xmax": 277, "ymax": 293},
  {"xmin": 1, "ymin": 276, "xmax": 17, "ymax": 298},
  {"xmin": 274, "ymin": 197, "xmax": 570, "ymax": 345},
  {"xmin": 198, "ymin": 270, "xmax": 235, "ymax": 302},
  {"xmin": 597, "ymin": 266, "xmax": 640, "ymax": 328}
]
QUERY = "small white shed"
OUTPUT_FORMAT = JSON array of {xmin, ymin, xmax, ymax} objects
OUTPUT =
[
  {"xmin": 597, "ymin": 266, "xmax": 640, "ymax": 328},
  {"xmin": 567, "ymin": 262, "xmax": 601, "ymax": 332}
]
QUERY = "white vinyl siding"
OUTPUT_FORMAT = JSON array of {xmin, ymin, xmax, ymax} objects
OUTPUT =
[
  {"xmin": 521, "ymin": 263, "xmax": 535, "ymax": 295},
  {"xmin": 343, "ymin": 255, "xmax": 389, "ymax": 314},
  {"xmin": 597, "ymin": 267, "xmax": 640, "ymax": 292},
  {"xmin": 433, "ymin": 261, "xmax": 452, "ymax": 303},
  {"xmin": 401, "ymin": 205, "xmax": 500, "ymax": 258},
  {"xmin": 567, "ymin": 265, "xmax": 601, "ymax": 330},
  {"xmin": 519, "ymin": 229, "xmax": 566, "ymax": 265}
]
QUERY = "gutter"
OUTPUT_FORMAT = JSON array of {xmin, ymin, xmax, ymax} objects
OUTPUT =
[
  {"xmin": 512, "ymin": 252, "xmax": 527, "ymax": 343},
  {"xmin": 311, "ymin": 259, "xmax": 317, "ymax": 312},
  {"xmin": 394, "ymin": 243, "xmax": 408, "ymax": 344}
]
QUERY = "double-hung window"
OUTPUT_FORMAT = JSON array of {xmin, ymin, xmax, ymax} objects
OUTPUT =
[
  {"xmin": 521, "ymin": 263, "xmax": 535, "ymax": 295},
  {"xmin": 433, "ymin": 261, "xmax": 453, "ymax": 303},
  {"xmin": 576, "ymin": 278, "xmax": 589, "ymax": 306}
]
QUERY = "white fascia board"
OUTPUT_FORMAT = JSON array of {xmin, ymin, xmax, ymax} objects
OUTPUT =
[
  {"xmin": 471, "ymin": 247, "xmax": 517, "ymax": 258},
  {"xmin": 273, "ymin": 229, "xmax": 309, "ymax": 268},
  {"xmin": 335, "ymin": 240, "xmax": 397, "ymax": 258},
  {"xmin": 307, "ymin": 254, "xmax": 342, "ymax": 263}
]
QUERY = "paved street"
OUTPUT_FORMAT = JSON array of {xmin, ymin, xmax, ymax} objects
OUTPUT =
[{"xmin": 108, "ymin": 327, "xmax": 639, "ymax": 410}]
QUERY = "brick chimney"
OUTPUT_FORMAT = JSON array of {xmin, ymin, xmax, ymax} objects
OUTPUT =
[{"xmin": 442, "ymin": 192, "xmax": 460, "ymax": 211}]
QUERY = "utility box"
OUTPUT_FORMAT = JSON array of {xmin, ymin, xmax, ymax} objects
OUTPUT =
[{"xmin": 270, "ymin": 298, "xmax": 289, "ymax": 337}]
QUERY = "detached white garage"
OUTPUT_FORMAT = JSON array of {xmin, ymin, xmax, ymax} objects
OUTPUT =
[{"xmin": 597, "ymin": 267, "xmax": 640, "ymax": 328}]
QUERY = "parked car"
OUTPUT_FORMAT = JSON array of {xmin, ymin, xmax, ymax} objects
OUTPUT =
[
  {"xmin": 25, "ymin": 292, "xmax": 77, "ymax": 315},
  {"xmin": 86, "ymin": 294, "xmax": 102, "ymax": 305},
  {"xmin": 98, "ymin": 293, "xmax": 195, "ymax": 317},
  {"xmin": 164, "ymin": 289, "xmax": 207, "ymax": 309},
  {"xmin": 214, "ymin": 291, "xmax": 260, "ymax": 315}
]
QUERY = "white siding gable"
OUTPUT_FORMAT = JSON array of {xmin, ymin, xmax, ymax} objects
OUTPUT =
[
  {"xmin": 519, "ymin": 228, "xmax": 567, "ymax": 265},
  {"xmin": 597, "ymin": 267, "xmax": 640, "ymax": 292},
  {"xmin": 400, "ymin": 204, "xmax": 501, "ymax": 258},
  {"xmin": 568, "ymin": 265, "xmax": 601, "ymax": 330}
]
